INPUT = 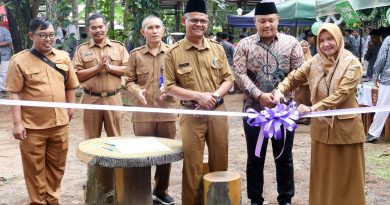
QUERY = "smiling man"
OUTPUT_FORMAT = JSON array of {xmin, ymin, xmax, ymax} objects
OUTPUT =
[
  {"xmin": 124, "ymin": 15, "xmax": 177, "ymax": 205},
  {"xmin": 232, "ymin": 2, "xmax": 304, "ymax": 205},
  {"xmin": 73, "ymin": 13, "xmax": 129, "ymax": 201},
  {"xmin": 163, "ymin": 0, "xmax": 234, "ymax": 204},
  {"xmin": 6, "ymin": 17, "xmax": 79, "ymax": 205}
]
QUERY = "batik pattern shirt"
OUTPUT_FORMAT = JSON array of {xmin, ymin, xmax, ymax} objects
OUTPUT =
[{"xmin": 233, "ymin": 33, "xmax": 304, "ymax": 111}]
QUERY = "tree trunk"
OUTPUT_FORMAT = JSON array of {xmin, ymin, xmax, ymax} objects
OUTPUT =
[
  {"xmin": 5, "ymin": 0, "xmax": 32, "ymax": 53},
  {"xmin": 31, "ymin": 0, "xmax": 44, "ymax": 17},
  {"xmin": 45, "ymin": 0, "xmax": 57, "ymax": 21},
  {"xmin": 85, "ymin": 0, "xmax": 97, "ymax": 27},
  {"xmin": 109, "ymin": 0, "xmax": 115, "ymax": 31},
  {"xmin": 71, "ymin": 0, "xmax": 79, "ymax": 39}
]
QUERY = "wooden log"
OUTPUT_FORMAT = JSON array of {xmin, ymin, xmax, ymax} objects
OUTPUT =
[
  {"xmin": 114, "ymin": 167, "xmax": 152, "ymax": 205},
  {"xmin": 85, "ymin": 166, "xmax": 114, "ymax": 205},
  {"xmin": 203, "ymin": 171, "xmax": 241, "ymax": 205},
  {"xmin": 77, "ymin": 136, "xmax": 183, "ymax": 205}
]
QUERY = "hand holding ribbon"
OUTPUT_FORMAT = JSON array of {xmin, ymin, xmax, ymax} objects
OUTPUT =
[{"xmin": 246, "ymin": 102, "xmax": 300, "ymax": 158}]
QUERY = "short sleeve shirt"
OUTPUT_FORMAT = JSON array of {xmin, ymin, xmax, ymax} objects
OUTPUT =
[
  {"xmin": 164, "ymin": 37, "xmax": 234, "ymax": 93},
  {"xmin": 73, "ymin": 38, "xmax": 129, "ymax": 92},
  {"xmin": 6, "ymin": 48, "xmax": 79, "ymax": 129}
]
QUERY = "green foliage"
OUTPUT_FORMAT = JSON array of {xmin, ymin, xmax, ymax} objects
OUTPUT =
[
  {"xmin": 124, "ymin": 0, "xmax": 160, "ymax": 48},
  {"xmin": 366, "ymin": 150, "xmax": 390, "ymax": 181},
  {"xmin": 53, "ymin": 0, "xmax": 72, "ymax": 28}
]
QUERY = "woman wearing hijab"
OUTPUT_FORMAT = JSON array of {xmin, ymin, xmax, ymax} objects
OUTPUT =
[
  {"xmin": 274, "ymin": 23, "xmax": 366, "ymax": 204},
  {"xmin": 294, "ymin": 40, "xmax": 313, "ymax": 124}
]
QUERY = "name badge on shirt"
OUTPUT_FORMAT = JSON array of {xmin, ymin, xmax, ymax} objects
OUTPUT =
[
  {"xmin": 178, "ymin": 62, "xmax": 189, "ymax": 68},
  {"xmin": 211, "ymin": 57, "xmax": 218, "ymax": 67}
]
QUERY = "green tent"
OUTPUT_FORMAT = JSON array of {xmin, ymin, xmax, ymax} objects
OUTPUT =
[
  {"xmin": 277, "ymin": 0, "xmax": 316, "ymax": 20},
  {"xmin": 316, "ymin": 0, "xmax": 390, "ymax": 17}
]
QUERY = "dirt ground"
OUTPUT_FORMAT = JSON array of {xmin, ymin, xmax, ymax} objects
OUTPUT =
[{"xmin": 1, "ymin": 93, "xmax": 390, "ymax": 205}]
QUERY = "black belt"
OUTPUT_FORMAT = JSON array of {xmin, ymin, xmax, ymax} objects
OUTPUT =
[
  {"xmin": 83, "ymin": 88, "xmax": 120, "ymax": 97},
  {"xmin": 180, "ymin": 99, "xmax": 224, "ymax": 109}
]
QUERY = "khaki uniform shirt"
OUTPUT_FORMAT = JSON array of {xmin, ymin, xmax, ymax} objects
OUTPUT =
[
  {"xmin": 164, "ymin": 37, "xmax": 234, "ymax": 93},
  {"xmin": 125, "ymin": 43, "xmax": 177, "ymax": 122},
  {"xmin": 73, "ymin": 38, "xmax": 129, "ymax": 94},
  {"xmin": 6, "ymin": 48, "xmax": 79, "ymax": 129}
]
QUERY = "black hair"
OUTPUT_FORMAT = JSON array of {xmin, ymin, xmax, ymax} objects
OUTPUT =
[
  {"xmin": 221, "ymin": 32, "xmax": 228, "ymax": 39},
  {"xmin": 29, "ymin": 17, "xmax": 53, "ymax": 32},
  {"xmin": 87, "ymin": 13, "xmax": 106, "ymax": 27},
  {"xmin": 216, "ymin": 32, "xmax": 223, "ymax": 38},
  {"xmin": 80, "ymin": 32, "xmax": 88, "ymax": 39}
]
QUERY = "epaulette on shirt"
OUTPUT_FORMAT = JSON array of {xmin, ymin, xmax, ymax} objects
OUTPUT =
[
  {"xmin": 167, "ymin": 42, "xmax": 180, "ymax": 52},
  {"xmin": 129, "ymin": 45, "xmax": 146, "ymax": 54},
  {"xmin": 10, "ymin": 49, "xmax": 32, "ymax": 61},
  {"xmin": 110, "ymin": 40, "xmax": 124, "ymax": 46},
  {"xmin": 75, "ymin": 41, "xmax": 89, "ymax": 50},
  {"xmin": 209, "ymin": 39, "xmax": 220, "ymax": 44}
]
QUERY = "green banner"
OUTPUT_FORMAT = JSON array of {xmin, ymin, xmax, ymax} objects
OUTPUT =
[{"xmin": 335, "ymin": 0, "xmax": 361, "ymax": 24}]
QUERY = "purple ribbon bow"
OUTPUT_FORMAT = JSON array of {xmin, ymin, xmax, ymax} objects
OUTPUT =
[{"xmin": 246, "ymin": 103, "xmax": 300, "ymax": 159}]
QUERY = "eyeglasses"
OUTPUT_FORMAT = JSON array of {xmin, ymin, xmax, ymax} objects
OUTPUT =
[
  {"xmin": 188, "ymin": 18, "xmax": 209, "ymax": 25},
  {"xmin": 34, "ymin": 33, "xmax": 56, "ymax": 40}
]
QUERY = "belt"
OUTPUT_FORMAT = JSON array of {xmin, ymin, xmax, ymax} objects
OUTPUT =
[
  {"xmin": 180, "ymin": 99, "xmax": 224, "ymax": 109},
  {"xmin": 83, "ymin": 88, "xmax": 120, "ymax": 97}
]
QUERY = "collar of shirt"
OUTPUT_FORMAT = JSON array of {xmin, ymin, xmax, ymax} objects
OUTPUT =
[
  {"xmin": 183, "ymin": 37, "xmax": 211, "ymax": 51},
  {"xmin": 141, "ymin": 42, "xmax": 168, "ymax": 55},
  {"xmin": 88, "ymin": 38, "xmax": 113, "ymax": 48},
  {"xmin": 256, "ymin": 33, "xmax": 279, "ymax": 45}
]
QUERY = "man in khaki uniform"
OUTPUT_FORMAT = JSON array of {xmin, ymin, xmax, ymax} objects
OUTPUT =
[
  {"xmin": 6, "ymin": 17, "xmax": 79, "ymax": 205},
  {"xmin": 124, "ymin": 16, "xmax": 177, "ymax": 205},
  {"xmin": 73, "ymin": 13, "xmax": 128, "ymax": 200},
  {"xmin": 164, "ymin": 0, "xmax": 234, "ymax": 204}
]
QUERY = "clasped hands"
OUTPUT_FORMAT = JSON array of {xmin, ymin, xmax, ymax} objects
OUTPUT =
[{"xmin": 262, "ymin": 90, "xmax": 314, "ymax": 115}]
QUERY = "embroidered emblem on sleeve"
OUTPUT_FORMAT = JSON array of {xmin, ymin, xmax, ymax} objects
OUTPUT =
[{"xmin": 345, "ymin": 70, "xmax": 355, "ymax": 79}]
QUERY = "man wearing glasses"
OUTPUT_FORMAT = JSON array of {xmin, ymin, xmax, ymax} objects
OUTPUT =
[
  {"xmin": 73, "ymin": 13, "xmax": 128, "ymax": 200},
  {"xmin": 6, "ymin": 17, "xmax": 79, "ymax": 205},
  {"xmin": 164, "ymin": 0, "xmax": 234, "ymax": 204}
]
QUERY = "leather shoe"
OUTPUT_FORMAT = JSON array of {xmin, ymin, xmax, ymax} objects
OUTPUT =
[
  {"xmin": 280, "ymin": 202, "xmax": 291, "ymax": 205},
  {"xmin": 366, "ymin": 133, "xmax": 378, "ymax": 143}
]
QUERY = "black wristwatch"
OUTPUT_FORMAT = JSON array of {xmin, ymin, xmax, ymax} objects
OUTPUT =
[{"xmin": 214, "ymin": 93, "xmax": 224, "ymax": 106}]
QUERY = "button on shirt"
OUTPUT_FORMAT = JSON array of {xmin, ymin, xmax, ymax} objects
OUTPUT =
[
  {"xmin": 6, "ymin": 48, "xmax": 79, "ymax": 129},
  {"xmin": 125, "ymin": 43, "xmax": 178, "ymax": 122},
  {"xmin": 233, "ymin": 33, "xmax": 304, "ymax": 111},
  {"xmin": 164, "ymin": 37, "xmax": 235, "ymax": 93}
]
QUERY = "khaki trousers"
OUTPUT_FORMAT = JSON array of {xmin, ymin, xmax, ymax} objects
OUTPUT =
[
  {"xmin": 21, "ymin": 125, "xmax": 68, "ymax": 205},
  {"xmin": 81, "ymin": 94, "xmax": 123, "ymax": 201},
  {"xmin": 133, "ymin": 121, "xmax": 176, "ymax": 195},
  {"xmin": 180, "ymin": 105, "xmax": 229, "ymax": 205}
]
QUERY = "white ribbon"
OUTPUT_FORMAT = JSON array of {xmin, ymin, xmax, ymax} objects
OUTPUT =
[{"xmin": 1, "ymin": 99, "xmax": 390, "ymax": 118}]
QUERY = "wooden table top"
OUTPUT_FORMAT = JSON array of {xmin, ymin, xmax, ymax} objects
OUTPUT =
[{"xmin": 77, "ymin": 136, "xmax": 183, "ymax": 168}]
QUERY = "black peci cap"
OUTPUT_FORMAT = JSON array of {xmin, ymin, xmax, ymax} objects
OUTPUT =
[
  {"xmin": 255, "ymin": 2, "xmax": 278, "ymax": 15},
  {"xmin": 185, "ymin": 0, "xmax": 207, "ymax": 14}
]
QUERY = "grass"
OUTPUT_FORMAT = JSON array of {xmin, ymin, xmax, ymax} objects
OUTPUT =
[{"xmin": 365, "ymin": 147, "xmax": 390, "ymax": 180}]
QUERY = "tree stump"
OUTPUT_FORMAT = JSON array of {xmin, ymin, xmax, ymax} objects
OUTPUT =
[
  {"xmin": 203, "ymin": 171, "xmax": 241, "ymax": 205},
  {"xmin": 77, "ymin": 136, "xmax": 183, "ymax": 205}
]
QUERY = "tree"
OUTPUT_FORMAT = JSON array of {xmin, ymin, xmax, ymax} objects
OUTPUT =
[
  {"xmin": 5, "ymin": 0, "xmax": 33, "ymax": 52},
  {"xmin": 84, "ymin": 0, "xmax": 97, "ymax": 26},
  {"xmin": 45, "ymin": 0, "xmax": 57, "ymax": 20},
  {"xmin": 31, "ymin": 0, "xmax": 44, "ymax": 17},
  {"xmin": 71, "ymin": 0, "xmax": 79, "ymax": 39}
]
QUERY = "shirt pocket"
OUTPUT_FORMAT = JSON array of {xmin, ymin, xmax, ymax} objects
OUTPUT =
[
  {"xmin": 25, "ymin": 67, "xmax": 46, "ymax": 85},
  {"xmin": 211, "ymin": 60, "xmax": 223, "ymax": 85},
  {"xmin": 136, "ymin": 67, "xmax": 149, "ymax": 85},
  {"xmin": 82, "ymin": 55, "xmax": 98, "ymax": 69},
  {"xmin": 110, "ymin": 54, "xmax": 122, "ymax": 66},
  {"xmin": 337, "ymin": 114, "xmax": 357, "ymax": 120},
  {"xmin": 177, "ymin": 65, "xmax": 195, "ymax": 89}
]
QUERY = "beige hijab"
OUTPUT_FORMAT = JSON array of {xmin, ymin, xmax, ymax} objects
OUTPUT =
[
  {"xmin": 310, "ymin": 23, "xmax": 356, "ymax": 126},
  {"xmin": 300, "ymin": 40, "xmax": 312, "ymax": 61}
]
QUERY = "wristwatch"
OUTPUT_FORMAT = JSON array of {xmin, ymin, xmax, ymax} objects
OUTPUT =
[{"xmin": 214, "ymin": 92, "xmax": 223, "ymax": 105}]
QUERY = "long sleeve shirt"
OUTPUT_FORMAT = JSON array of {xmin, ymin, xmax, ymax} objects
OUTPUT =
[{"xmin": 373, "ymin": 36, "xmax": 390, "ymax": 85}]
